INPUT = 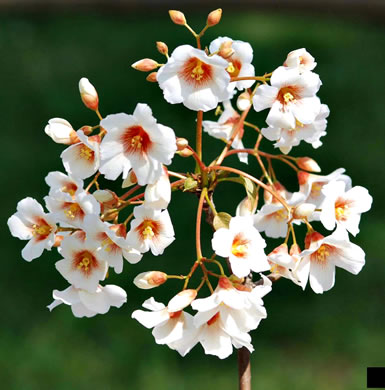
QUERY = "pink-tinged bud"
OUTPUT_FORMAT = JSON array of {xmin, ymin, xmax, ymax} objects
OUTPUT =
[
  {"xmin": 156, "ymin": 41, "xmax": 168, "ymax": 56},
  {"xmin": 79, "ymin": 77, "xmax": 99, "ymax": 111},
  {"xmin": 236, "ymin": 196, "xmax": 258, "ymax": 217},
  {"xmin": 167, "ymin": 289, "xmax": 197, "ymax": 312},
  {"xmin": 297, "ymin": 171, "xmax": 310, "ymax": 186},
  {"xmin": 237, "ymin": 91, "xmax": 252, "ymax": 111},
  {"xmin": 134, "ymin": 271, "xmax": 167, "ymax": 289},
  {"xmin": 293, "ymin": 203, "xmax": 316, "ymax": 219},
  {"xmin": 93, "ymin": 189, "xmax": 120, "ymax": 208},
  {"xmin": 169, "ymin": 10, "xmax": 186, "ymax": 25},
  {"xmin": 176, "ymin": 137, "xmax": 189, "ymax": 150},
  {"xmin": 146, "ymin": 72, "xmax": 158, "ymax": 83},
  {"xmin": 218, "ymin": 277, "xmax": 233, "ymax": 290},
  {"xmin": 207, "ymin": 8, "xmax": 222, "ymax": 27},
  {"xmin": 178, "ymin": 148, "xmax": 193, "ymax": 157},
  {"xmin": 53, "ymin": 235, "xmax": 64, "ymax": 247},
  {"xmin": 79, "ymin": 125, "xmax": 93, "ymax": 136},
  {"xmin": 297, "ymin": 157, "xmax": 321, "ymax": 173},
  {"xmin": 290, "ymin": 243, "xmax": 301, "ymax": 256},
  {"xmin": 132, "ymin": 58, "xmax": 158, "ymax": 72},
  {"xmin": 122, "ymin": 171, "xmax": 138, "ymax": 188},
  {"xmin": 304, "ymin": 231, "xmax": 324, "ymax": 249},
  {"xmin": 44, "ymin": 118, "xmax": 79, "ymax": 145},
  {"xmin": 218, "ymin": 41, "xmax": 234, "ymax": 59},
  {"xmin": 269, "ymin": 243, "xmax": 288, "ymax": 256}
]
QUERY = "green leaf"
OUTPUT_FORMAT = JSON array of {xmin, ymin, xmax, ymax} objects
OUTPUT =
[{"xmin": 213, "ymin": 212, "xmax": 232, "ymax": 230}]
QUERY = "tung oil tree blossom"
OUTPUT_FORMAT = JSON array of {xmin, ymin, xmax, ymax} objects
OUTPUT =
[{"xmin": 8, "ymin": 8, "xmax": 372, "ymax": 390}]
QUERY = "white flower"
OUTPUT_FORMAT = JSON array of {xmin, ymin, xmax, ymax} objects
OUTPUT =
[
  {"xmin": 44, "ymin": 118, "xmax": 78, "ymax": 145},
  {"xmin": 45, "ymin": 190, "xmax": 100, "ymax": 229},
  {"xmin": 156, "ymin": 45, "xmax": 232, "ymax": 112},
  {"xmin": 298, "ymin": 168, "xmax": 351, "ymax": 209},
  {"xmin": 83, "ymin": 214, "xmax": 142, "ymax": 273},
  {"xmin": 99, "ymin": 103, "xmax": 177, "ymax": 186},
  {"xmin": 8, "ymin": 197, "xmax": 56, "ymax": 261},
  {"xmin": 254, "ymin": 192, "xmax": 304, "ymax": 238},
  {"xmin": 283, "ymin": 48, "xmax": 317, "ymax": 73},
  {"xmin": 253, "ymin": 66, "xmax": 321, "ymax": 129},
  {"xmin": 144, "ymin": 167, "xmax": 171, "ymax": 209},
  {"xmin": 209, "ymin": 36, "xmax": 255, "ymax": 91},
  {"xmin": 203, "ymin": 100, "xmax": 248, "ymax": 164},
  {"xmin": 132, "ymin": 294, "xmax": 199, "ymax": 357},
  {"xmin": 47, "ymin": 284, "xmax": 126, "ymax": 318},
  {"xmin": 126, "ymin": 205, "xmax": 175, "ymax": 256},
  {"xmin": 320, "ymin": 181, "xmax": 372, "ymax": 236},
  {"xmin": 212, "ymin": 216, "xmax": 269, "ymax": 278},
  {"xmin": 61, "ymin": 130, "xmax": 101, "ymax": 180},
  {"xmin": 262, "ymin": 104, "xmax": 329, "ymax": 154},
  {"xmin": 191, "ymin": 277, "xmax": 271, "ymax": 359},
  {"xmin": 45, "ymin": 171, "xmax": 84, "ymax": 199},
  {"xmin": 55, "ymin": 235, "xmax": 108, "ymax": 292},
  {"xmin": 295, "ymin": 229, "xmax": 365, "ymax": 294}
]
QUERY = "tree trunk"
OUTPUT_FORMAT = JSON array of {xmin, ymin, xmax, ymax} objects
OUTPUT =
[{"xmin": 238, "ymin": 347, "xmax": 251, "ymax": 390}]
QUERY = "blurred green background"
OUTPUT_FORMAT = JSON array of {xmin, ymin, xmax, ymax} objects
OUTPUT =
[{"xmin": 0, "ymin": 4, "xmax": 384, "ymax": 390}]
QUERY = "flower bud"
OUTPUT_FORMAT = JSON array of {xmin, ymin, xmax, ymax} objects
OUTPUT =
[
  {"xmin": 146, "ymin": 72, "xmax": 158, "ymax": 83},
  {"xmin": 93, "ymin": 189, "xmax": 114, "ymax": 203},
  {"xmin": 207, "ymin": 8, "xmax": 222, "ymax": 27},
  {"xmin": 297, "ymin": 171, "xmax": 310, "ymax": 186},
  {"xmin": 45, "ymin": 118, "xmax": 79, "ymax": 145},
  {"xmin": 169, "ymin": 10, "xmax": 186, "ymax": 25},
  {"xmin": 79, "ymin": 125, "xmax": 93, "ymax": 136},
  {"xmin": 167, "ymin": 289, "xmax": 197, "ymax": 312},
  {"xmin": 122, "ymin": 171, "xmax": 138, "ymax": 188},
  {"xmin": 293, "ymin": 203, "xmax": 316, "ymax": 219},
  {"xmin": 132, "ymin": 58, "xmax": 158, "ymax": 72},
  {"xmin": 53, "ymin": 235, "xmax": 64, "ymax": 247},
  {"xmin": 79, "ymin": 77, "xmax": 99, "ymax": 111},
  {"xmin": 134, "ymin": 271, "xmax": 167, "ymax": 289},
  {"xmin": 297, "ymin": 157, "xmax": 321, "ymax": 172},
  {"xmin": 236, "ymin": 196, "xmax": 257, "ymax": 217},
  {"xmin": 237, "ymin": 92, "xmax": 252, "ymax": 111},
  {"xmin": 156, "ymin": 41, "xmax": 168, "ymax": 56},
  {"xmin": 218, "ymin": 41, "xmax": 234, "ymax": 59},
  {"xmin": 289, "ymin": 243, "xmax": 301, "ymax": 256},
  {"xmin": 176, "ymin": 137, "xmax": 189, "ymax": 150},
  {"xmin": 178, "ymin": 148, "xmax": 193, "ymax": 157}
]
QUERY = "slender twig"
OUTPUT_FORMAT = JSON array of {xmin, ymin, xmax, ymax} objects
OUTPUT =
[
  {"xmin": 196, "ymin": 111, "xmax": 204, "ymax": 162},
  {"xmin": 238, "ymin": 348, "xmax": 252, "ymax": 390}
]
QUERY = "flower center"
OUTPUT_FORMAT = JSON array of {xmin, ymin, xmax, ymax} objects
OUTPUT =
[
  {"xmin": 32, "ymin": 218, "xmax": 52, "ymax": 240},
  {"xmin": 73, "ymin": 250, "xmax": 98, "ymax": 275},
  {"xmin": 226, "ymin": 59, "xmax": 242, "ymax": 78},
  {"xmin": 311, "ymin": 244, "xmax": 333, "ymax": 264},
  {"xmin": 79, "ymin": 145, "xmax": 94, "ymax": 161},
  {"xmin": 277, "ymin": 86, "xmax": 301, "ymax": 106},
  {"xmin": 180, "ymin": 57, "xmax": 213, "ymax": 86},
  {"xmin": 136, "ymin": 219, "xmax": 161, "ymax": 241},
  {"xmin": 231, "ymin": 234, "xmax": 249, "ymax": 258},
  {"xmin": 274, "ymin": 208, "xmax": 288, "ymax": 221},
  {"xmin": 62, "ymin": 202, "xmax": 84, "ymax": 221},
  {"xmin": 61, "ymin": 182, "xmax": 77, "ymax": 197},
  {"xmin": 310, "ymin": 182, "xmax": 323, "ymax": 198},
  {"xmin": 121, "ymin": 126, "xmax": 152, "ymax": 156},
  {"xmin": 335, "ymin": 199, "xmax": 350, "ymax": 221}
]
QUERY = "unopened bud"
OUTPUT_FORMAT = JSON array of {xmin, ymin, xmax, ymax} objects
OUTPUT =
[
  {"xmin": 93, "ymin": 190, "xmax": 120, "ymax": 208},
  {"xmin": 44, "ymin": 118, "xmax": 79, "ymax": 145},
  {"xmin": 146, "ymin": 72, "xmax": 158, "ymax": 83},
  {"xmin": 176, "ymin": 137, "xmax": 189, "ymax": 150},
  {"xmin": 79, "ymin": 77, "xmax": 99, "ymax": 111},
  {"xmin": 297, "ymin": 171, "xmax": 310, "ymax": 186},
  {"xmin": 293, "ymin": 203, "xmax": 316, "ymax": 219},
  {"xmin": 122, "ymin": 171, "xmax": 138, "ymax": 188},
  {"xmin": 132, "ymin": 58, "xmax": 158, "ymax": 72},
  {"xmin": 156, "ymin": 41, "xmax": 169, "ymax": 56},
  {"xmin": 178, "ymin": 148, "xmax": 193, "ymax": 157},
  {"xmin": 236, "ymin": 196, "xmax": 257, "ymax": 217},
  {"xmin": 134, "ymin": 271, "xmax": 167, "ymax": 289},
  {"xmin": 297, "ymin": 157, "xmax": 321, "ymax": 173},
  {"xmin": 169, "ymin": 10, "xmax": 186, "ymax": 25},
  {"xmin": 237, "ymin": 92, "xmax": 252, "ymax": 111},
  {"xmin": 168, "ymin": 289, "xmax": 197, "ymax": 312},
  {"xmin": 269, "ymin": 243, "xmax": 288, "ymax": 256},
  {"xmin": 207, "ymin": 8, "xmax": 222, "ymax": 27},
  {"xmin": 79, "ymin": 125, "xmax": 93, "ymax": 136},
  {"xmin": 53, "ymin": 235, "xmax": 64, "ymax": 247},
  {"xmin": 219, "ymin": 41, "xmax": 234, "ymax": 59}
]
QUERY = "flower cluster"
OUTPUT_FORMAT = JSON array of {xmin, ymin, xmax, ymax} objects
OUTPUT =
[{"xmin": 8, "ymin": 9, "xmax": 372, "ymax": 360}]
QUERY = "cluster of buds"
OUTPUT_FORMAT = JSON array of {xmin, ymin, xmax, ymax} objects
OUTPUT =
[{"xmin": 8, "ymin": 9, "xmax": 372, "ymax": 360}]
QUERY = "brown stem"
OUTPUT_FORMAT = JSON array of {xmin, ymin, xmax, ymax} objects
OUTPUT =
[
  {"xmin": 238, "ymin": 348, "xmax": 252, "ymax": 390},
  {"xmin": 196, "ymin": 110, "xmax": 203, "ymax": 161}
]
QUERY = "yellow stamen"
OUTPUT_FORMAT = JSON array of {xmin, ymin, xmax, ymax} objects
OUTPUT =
[
  {"xmin": 274, "ymin": 209, "xmax": 288, "ymax": 221},
  {"xmin": 79, "ymin": 145, "xmax": 93, "ymax": 160},
  {"xmin": 283, "ymin": 92, "xmax": 295, "ymax": 104},
  {"xmin": 32, "ymin": 224, "xmax": 51, "ymax": 236},
  {"xmin": 131, "ymin": 135, "xmax": 143, "ymax": 149},
  {"xmin": 226, "ymin": 62, "xmax": 236, "ymax": 74},
  {"xmin": 191, "ymin": 60, "xmax": 205, "ymax": 81},
  {"xmin": 314, "ymin": 245, "xmax": 329, "ymax": 263},
  {"xmin": 64, "ymin": 203, "xmax": 81, "ymax": 220},
  {"xmin": 77, "ymin": 254, "xmax": 92, "ymax": 271}
]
